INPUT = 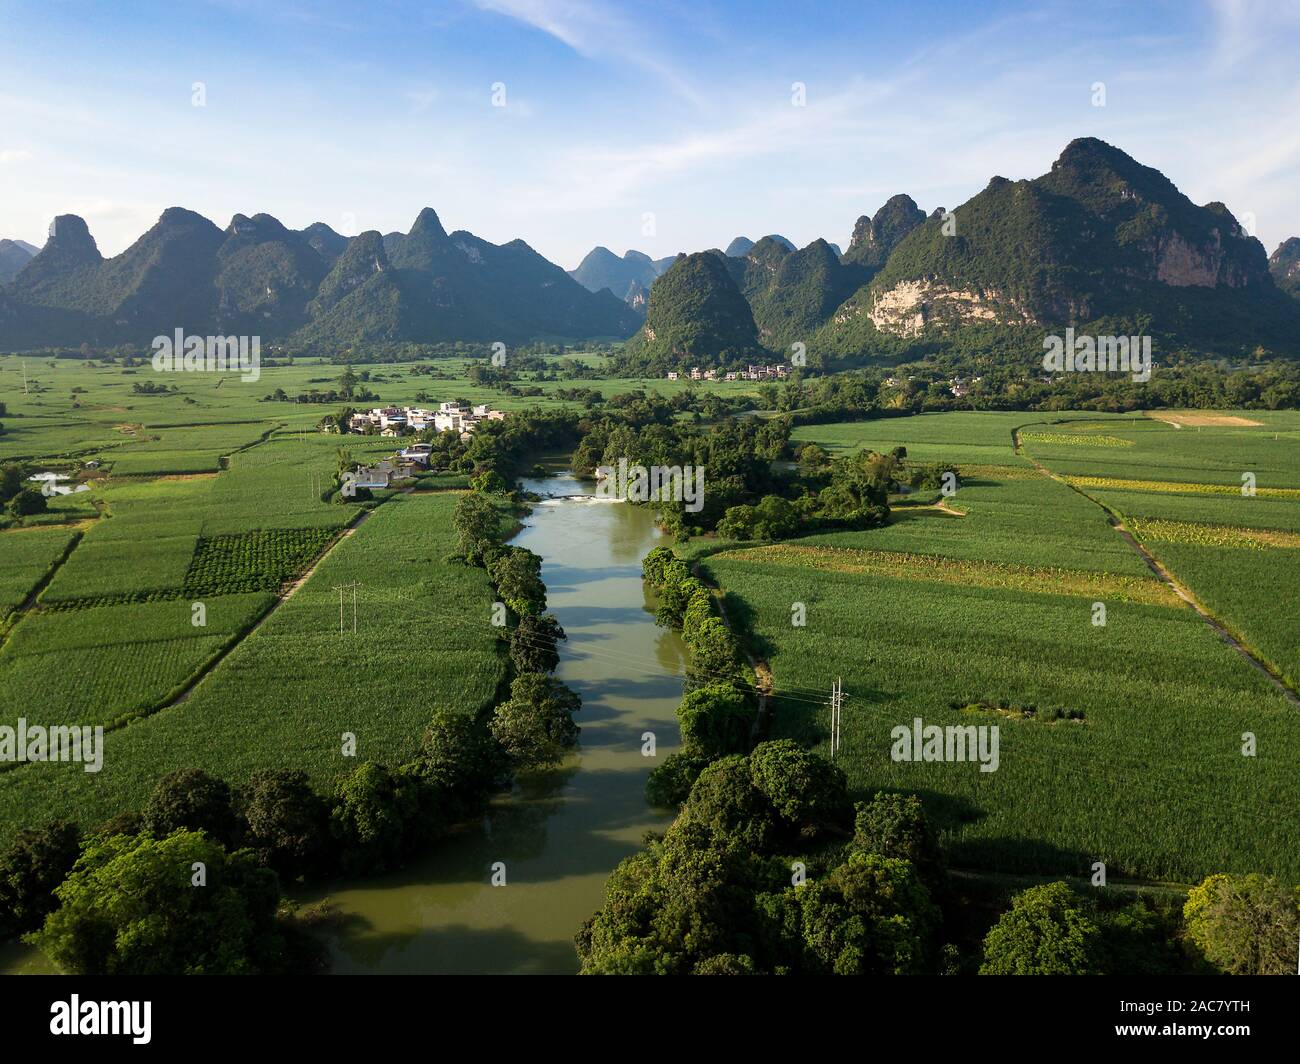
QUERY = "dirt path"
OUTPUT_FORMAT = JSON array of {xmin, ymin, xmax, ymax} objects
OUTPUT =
[{"xmin": 1013, "ymin": 427, "xmax": 1300, "ymax": 707}]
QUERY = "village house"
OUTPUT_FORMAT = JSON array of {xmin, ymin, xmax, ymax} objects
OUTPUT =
[
  {"xmin": 347, "ymin": 401, "xmax": 505, "ymax": 438},
  {"xmin": 667, "ymin": 363, "xmax": 789, "ymax": 382}
]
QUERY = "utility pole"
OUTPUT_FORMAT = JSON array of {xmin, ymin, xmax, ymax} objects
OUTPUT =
[
  {"xmin": 331, "ymin": 582, "xmax": 362, "ymax": 635},
  {"xmin": 22, "ymin": 360, "xmax": 28, "ymax": 395},
  {"xmin": 829, "ymin": 677, "xmax": 843, "ymax": 759}
]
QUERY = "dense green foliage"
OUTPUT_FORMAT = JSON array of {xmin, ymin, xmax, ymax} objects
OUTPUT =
[{"xmin": 621, "ymin": 252, "xmax": 764, "ymax": 370}]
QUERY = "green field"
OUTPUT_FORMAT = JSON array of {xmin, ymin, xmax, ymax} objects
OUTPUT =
[
  {"xmin": 1019, "ymin": 411, "xmax": 1300, "ymax": 691},
  {"xmin": 702, "ymin": 411, "xmax": 1300, "ymax": 883},
  {"xmin": 2, "ymin": 361, "xmax": 1295, "ymax": 887},
  {"xmin": 0, "ymin": 356, "xmax": 527, "ymax": 839},
  {"xmin": 0, "ymin": 354, "xmax": 768, "ymax": 475},
  {"xmin": 0, "ymin": 490, "xmax": 507, "ymax": 839},
  {"xmin": 0, "ymin": 527, "xmax": 79, "ymax": 622}
]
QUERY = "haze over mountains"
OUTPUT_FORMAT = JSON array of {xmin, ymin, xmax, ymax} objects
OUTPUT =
[
  {"xmin": 3, "ymin": 139, "xmax": 1299, "ymax": 361},
  {"xmin": 0, "ymin": 207, "xmax": 638, "ymax": 349}
]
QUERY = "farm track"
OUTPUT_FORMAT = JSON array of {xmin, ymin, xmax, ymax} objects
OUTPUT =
[{"xmin": 1013, "ymin": 426, "xmax": 1300, "ymax": 708}]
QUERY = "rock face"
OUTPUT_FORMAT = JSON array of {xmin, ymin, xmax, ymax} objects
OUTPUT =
[
  {"xmin": 856, "ymin": 279, "xmax": 1031, "ymax": 337},
  {"xmin": 1269, "ymin": 237, "xmax": 1300, "ymax": 297},
  {"xmin": 843, "ymin": 194, "xmax": 926, "ymax": 268},
  {"xmin": 818, "ymin": 138, "xmax": 1299, "ymax": 356}
]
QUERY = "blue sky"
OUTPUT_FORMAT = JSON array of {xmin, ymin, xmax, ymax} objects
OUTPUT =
[{"xmin": 2, "ymin": 0, "xmax": 1299, "ymax": 267}]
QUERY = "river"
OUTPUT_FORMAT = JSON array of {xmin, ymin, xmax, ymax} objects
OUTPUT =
[
  {"xmin": 309, "ymin": 472, "xmax": 686, "ymax": 973},
  {"xmin": 0, "ymin": 473, "xmax": 687, "ymax": 975}
]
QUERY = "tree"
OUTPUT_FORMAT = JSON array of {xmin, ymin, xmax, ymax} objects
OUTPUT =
[
  {"xmin": 489, "ymin": 673, "xmax": 581, "ymax": 768},
  {"xmin": 1183, "ymin": 872, "xmax": 1300, "ymax": 975},
  {"xmin": 488, "ymin": 546, "xmax": 546, "ymax": 617},
  {"xmin": 142, "ymin": 768, "xmax": 239, "ymax": 847},
  {"xmin": 645, "ymin": 752, "xmax": 711, "ymax": 808},
  {"xmin": 234, "ymin": 770, "xmax": 329, "ymax": 880},
  {"xmin": 747, "ymin": 739, "xmax": 851, "ymax": 840},
  {"xmin": 751, "ymin": 495, "xmax": 798, "ymax": 541},
  {"xmin": 655, "ymin": 561, "xmax": 704, "ymax": 629},
  {"xmin": 979, "ymin": 882, "xmax": 1102, "ymax": 975},
  {"xmin": 677, "ymin": 683, "xmax": 754, "ymax": 759},
  {"xmin": 0, "ymin": 464, "xmax": 23, "ymax": 503},
  {"xmin": 685, "ymin": 617, "xmax": 743, "ymax": 688},
  {"xmin": 409, "ymin": 709, "xmax": 509, "ymax": 819},
  {"xmin": 470, "ymin": 469, "xmax": 509, "ymax": 494},
  {"xmin": 7, "ymin": 487, "xmax": 47, "ymax": 518},
  {"xmin": 29, "ymin": 830, "xmax": 290, "ymax": 974},
  {"xmin": 852, "ymin": 791, "xmax": 939, "ymax": 873},
  {"xmin": 329, "ymin": 762, "xmax": 421, "ymax": 875},
  {"xmin": 716, "ymin": 504, "xmax": 755, "ymax": 540},
  {"xmin": 452, "ymin": 491, "xmax": 501, "ymax": 565},
  {"xmin": 577, "ymin": 821, "xmax": 757, "ymax": 975},
  {"xmin": 641, "ymin": 545, "xmax": 675, "ymax": 587},
  {"xmin": 0, "ymin": 820, "xmax": 81, "ymax": 940},
  {"xmin": 762, "ymin": 852, "xmax": 938, "ymax": 974},
  {"xmin": 509, "ymin": 613, "xmax": 566, "ymax": 674},
  {"xmin": 678, "ymin": 756, "xmax": 780, "ymax": 853}
]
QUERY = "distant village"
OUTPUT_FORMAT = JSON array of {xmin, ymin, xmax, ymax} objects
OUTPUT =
[
  {"xmin": 884, "ymin": 375, "xmax": 984, "ymax": 398},
  {"xmin": 338, "ymin": 401, "xmax": 506, "ymax": 490},
  {"xmin": 667, "ymin": 364, "xmax": 789, "ymax": 382},
  {"xmin": 345, "ymin": 400, "xmax": 506, "ymax": 438}
]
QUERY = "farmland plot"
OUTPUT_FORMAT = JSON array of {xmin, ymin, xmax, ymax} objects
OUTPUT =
[
  {"xmin": 703, "ymin": 412, "xmax": 1300, "ymax": 883},
  {"xmin": 1020, "ymin": 412, "xmax": 1300, "ymax": 692},
  {"xmin": 0, "ymin": 491, "xmax": 507, "ymax": 841}
]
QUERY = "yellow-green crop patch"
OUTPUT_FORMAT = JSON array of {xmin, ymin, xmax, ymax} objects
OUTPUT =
[
  {"xmin": 1127, "ymin": 518, "xmax": 1300, "ymax": 550},
  {"xmin": 1019, "ymin": 432, "xmax": 1135, "ymax": 448},
  {"xmin": 718, "ymin": 543, "xmax": 1181, "ymax": 606},
  {"xmin": 1065, "ymin": 475, "xmax": 1300, "ymax": 499}
]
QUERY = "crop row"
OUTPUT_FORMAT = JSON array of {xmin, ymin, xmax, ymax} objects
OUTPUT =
[{"xmin": 182, "ymin": 527, "xmax": 337, "ymax": 595}]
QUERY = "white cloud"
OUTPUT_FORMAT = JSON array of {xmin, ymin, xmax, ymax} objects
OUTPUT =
[{"xmin": 470, "ymin": 0, "xmax": 707, "ymax": 105}]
